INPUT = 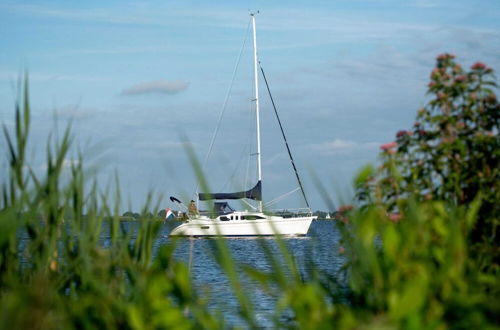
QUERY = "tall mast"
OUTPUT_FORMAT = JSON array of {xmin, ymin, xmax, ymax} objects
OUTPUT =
[{"xmin": 251, "ymin": 12, "xmax": 263, "ymax": 212}]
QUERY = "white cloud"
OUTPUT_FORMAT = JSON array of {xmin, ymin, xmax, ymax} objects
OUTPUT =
[
  {"xmin": 309, "ymin": 139, "xmax": 380, "ymax": 156},
  {"xmin": 62, "ymin": 158, "xmax": 80, "ymax": 168},
  {"xmin": 121, "ymin": 80, "xmax": 189, "ymax": 96},
  {"xmin": 48, "ymin": 104, "xmax": 98, "ymax": 121},
  {"xmin": 130, "ymin": 140, "xmax": 194, "ymax": 151},
  {"xmin": 33, "ymin": 158, "xmax": 80, "ymax": 173},
  {"xmin": 0, "ymin": 3, "xmax": 163, "ymax": 26},
  {"xmin": 0, "ymin": 69, "xmax": 112, "ymax": 83},
  {"xmin": 0, "ymin": 3, "xmax": 244, "ymax": 29}
]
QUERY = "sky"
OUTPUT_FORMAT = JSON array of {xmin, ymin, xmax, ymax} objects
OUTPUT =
[{"xmin": 1, "ymin": 0, "xmax": 499, "ymax": 213}]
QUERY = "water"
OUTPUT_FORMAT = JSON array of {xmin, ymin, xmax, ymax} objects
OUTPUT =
[
  {"xmin": 156, "ymin": 220, "xmax": 344, "ymax": 327},
  {"xmin": 17, "ymin": 220, "xmax": 343, "ymax": 327}
]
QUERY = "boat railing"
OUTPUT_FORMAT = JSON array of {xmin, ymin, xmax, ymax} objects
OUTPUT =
[
  {"xmin": 191, "ymin": 208, "xmax": 313, "ymax": 219},
  {"xmin": 269, "ymin": 208, "xmax": 314, "ymax": 218}
]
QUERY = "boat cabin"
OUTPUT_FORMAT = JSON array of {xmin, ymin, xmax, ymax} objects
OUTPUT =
[
  {"xmin": 214, "ymin": 202, "xmax": 234, "ymax": 215},
  {"xmin": 218, "ymin": 211, "xmax": 267, "ymax": 221}
]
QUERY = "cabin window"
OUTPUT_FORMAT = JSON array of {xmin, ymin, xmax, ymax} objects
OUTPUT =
[
  {"xmin": 230, "ymin": 216, "xmax": 234, "ymax": 220},
  {"xmin": 242, "ymin": 215, "xmax": 265, "ymax": 220},
  {"xmin": 220, "ymin": 216, "xmax": 229, "ymax": 221}
]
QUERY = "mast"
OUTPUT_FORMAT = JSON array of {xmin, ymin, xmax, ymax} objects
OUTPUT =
[{"xmin": 251, "ymin": 12, "xmax": 263, "ymax": 212}]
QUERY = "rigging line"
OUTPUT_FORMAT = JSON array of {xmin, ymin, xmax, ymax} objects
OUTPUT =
[
  {"xmin": 193, "ymin": 19, "xmax": 251, "ymax": 201},
  {"xmin": 264, "ymin": 187, "xmax": 301, "ymax": 207},
  {"xmin": 259, "ymin": 63, "xmax": 311, "ymax": 209},
  {"xmin": 241, "ymin": 198, "xmax": 258, "ymax": 211}
]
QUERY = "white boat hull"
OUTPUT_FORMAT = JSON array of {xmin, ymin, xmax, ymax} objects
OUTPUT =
[{"xmin": 170, "ymin": 214, "xmax": 315, "ymax": 237}]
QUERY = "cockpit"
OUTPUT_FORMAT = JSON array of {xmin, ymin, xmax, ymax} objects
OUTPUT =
[{"xmin": 214, "ymin": 202, "xmax": 235, "ymax": 215}]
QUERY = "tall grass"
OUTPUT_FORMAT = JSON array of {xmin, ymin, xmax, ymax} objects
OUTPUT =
[
  {"xmin": 1, "ymin": 78, "xmax": 498, "ymax": 329},
  {"xmin": 0, "ymin": 78, "xmax": 217, "ymax": 328}
]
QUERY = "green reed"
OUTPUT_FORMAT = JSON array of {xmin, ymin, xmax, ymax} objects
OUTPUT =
[
  {"xmin": 1, "ymin": 75, "xmax": 498, "ymax": 329},
  {"xmin": 0, "ymin": 77, "xmax": 215, "ymax": 329}
]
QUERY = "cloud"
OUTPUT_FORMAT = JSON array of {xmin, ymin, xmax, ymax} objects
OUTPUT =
[
  {"xmin": 33, "ymin": 158, "xmax": 80, "ymax": 173},
  {"xmin": 0, "ymin": 3, "xmax": 166, "ymax": 26},
  {"xmin": 121, "ymin": 80, "xmax": 189, "ymax": 96},
  {"xmin": 0, "ymin": 68, "xmax": 112, "ymax": 83},
  {"xmin": 309, "ymin": 139, "xmax": 381, "ymax": 156},
  {"xmin": 0, "ymin": 3, "xmax": 435, "ymax": 38},
  {"xmin": 0, "ymin": 3, "xmax": 244, "ymax": 29}
]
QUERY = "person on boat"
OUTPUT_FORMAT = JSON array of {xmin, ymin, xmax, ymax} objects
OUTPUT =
[{"xmin": 188, "ymin": 200, "xmax": 198, "ymax": 216}]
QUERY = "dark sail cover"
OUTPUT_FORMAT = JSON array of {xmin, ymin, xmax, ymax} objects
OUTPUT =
[{"xmin": 199, "ymin": 181, "xmax": 261, "ymax": 201}]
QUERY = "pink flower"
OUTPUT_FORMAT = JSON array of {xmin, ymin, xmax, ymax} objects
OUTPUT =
[
  {"xmin": 417, "ymin": 129, "xmax": 427, "ymax": 136},
  {"xmin": 454, "ymin": 75, "xmax": 467, "ymax": 83},
  {"xmin": 338, "ymin": 205, "xmax": 353, "ymax": 213},
  {"xmin": 428, "ymin": 81, "xmax": 437, "ymax": 88},
  {"xmin": 437, "ymin": 53, "xmax": 454, "ymax": 60},
  {"xmin": 437, "ymin": 91, "xmax": 447, "ymax": 100},
  {"xmin": 338, "ymin": 246, "xmax": 345, "ymax": 255},
  {"xmin": 430, "ymin": 68, "xmax": 440, "ymax": 78},
  {"xmin": 396, "ymin": 130, "xmax": 411, "ymax": 138},
  {"xmin": 380, "ymin": 141, "xmax": 397, "ymax": 151},
  {"xmin": 471, "ymin": 62, "xmax": 486, "ymax": 70},
  {"xmin": 389, "ymin": 213, "xmax": 402, "ymax": 223}
]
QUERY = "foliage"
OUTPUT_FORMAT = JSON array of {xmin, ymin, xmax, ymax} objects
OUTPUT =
[
  {"xmin": 1, "ymin": 59, "xmax": 499, "ymax": 329},
  {"xmin": 0, "ymin": 78, "xmax": 216, "ymax": 329},
  {"xmin": 355, "ymin": 54, "xmax": 499, "ymax": 268},
  {"xmin": 334, "ymin": 199, "xmax": 499, "ymax": 329}
]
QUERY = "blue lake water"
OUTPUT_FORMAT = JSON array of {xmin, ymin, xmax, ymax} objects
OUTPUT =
[
  {"xmin": 157, "ymin": 220, "xmax": 343, "ymax": 327},
  {"xmin": 17, "ymin": 219, "xmax": 343, "ymax": 327}
]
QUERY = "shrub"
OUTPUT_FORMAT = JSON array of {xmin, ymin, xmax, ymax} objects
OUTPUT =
[
  {"xmin": 356, "ymin": 54, "xmax": 499, "ymax": 269},
  {"xmin": 2, "ymin": 58, "xmax": 498, "ymax": 329},
  {"xmin": 334, "ymin": 198, "xmax": 499, "ymax": 329}
]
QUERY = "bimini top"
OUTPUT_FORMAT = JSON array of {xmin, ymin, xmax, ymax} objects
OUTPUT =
[{"xmin": 198, "ymin": 181, "xmax": 261, "ymax": 201}]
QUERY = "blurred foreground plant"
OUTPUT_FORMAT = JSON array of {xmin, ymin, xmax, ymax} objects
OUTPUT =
[
  {"xmin": 206, "ymin": 55, "xmax": 500, "ymax": 329},
  {"xmin": 344, "ymin": 54, "xmax": 499, "ymax": 328},
  {"xmin": 0, "ymin": 77, "xmax": 217, "ymax": 329},
  {"xmin": 1, "ymin": 61, "xmax": 498, "ymax": 330},
  {"xmin": 356, "ymin": 54, "xmax": 499, "ymax": 269},
  {"xmin": 334, "ymin": 199, "xmax": 498, "ymax": 329}
]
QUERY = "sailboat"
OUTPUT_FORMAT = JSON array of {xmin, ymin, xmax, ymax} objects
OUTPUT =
[{"xmin": 170, "ymin": 13, "xmax": 316, "ymax": 237}]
